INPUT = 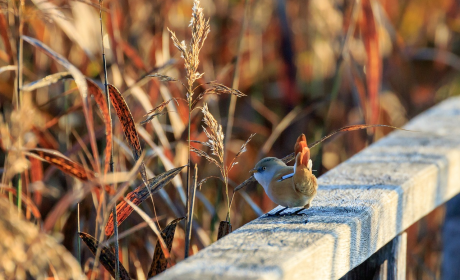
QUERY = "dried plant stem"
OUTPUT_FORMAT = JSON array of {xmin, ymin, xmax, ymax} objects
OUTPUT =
[
  {"xmin": 17, "ymin": 176, "xmax": 21, "ymax": 217},
  {"xmin": 99, "ymin": 1, "xmax": 119, "ymax": 279},
  {"xmin": 184, "ymin": 164, "xmax": 198, "ymax": 259},
  {"xmin": 16, "ymin": 0, "xmax": 24, "ymax": 109},
  {"xmin": 77, "ymin": 203, "xmax": 81, "ymax": 266},
  {"xmin": 14, "ymin": 0, "xmax": 25, "ymax": 215},
  {"xmin": 224, "ymin": 0, "xmax": 249, "ymax": 164},
  {"xmin": 185, "ymin": 84, "xmax": 192, "ymax": 258}
]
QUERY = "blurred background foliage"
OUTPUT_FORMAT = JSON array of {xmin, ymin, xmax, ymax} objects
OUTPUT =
[{"xmin": 0, "ymin": 0, "xmax": 458, "ymax": 278}]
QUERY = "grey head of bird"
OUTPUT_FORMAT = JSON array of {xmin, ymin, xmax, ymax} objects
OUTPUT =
[{"xmin": 249, "ymin": 157, "xmax": 287, "ymax": 189}]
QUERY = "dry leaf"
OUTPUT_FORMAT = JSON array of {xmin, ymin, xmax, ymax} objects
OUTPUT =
[
  {"xmin": 29, "ymin": 148, "xmax": 95, "ymax": 181},
  {"xmin": 87, "ymin": 80, "xmax": 112, "ymax": 174},
  {"xmin": 217, "ymin": 221, "xmax": 232, "ymax": 240},
  {"xmin": 105, "ymin": 166, "xmax": 186, "ymax": 236},
  {"xmin": 148, "ymin": 217, "xmax": 185, "ymax": 277},
  {"xmin": 108, "ymin": 84, "xmax": 147, "ymax": 182},
  {"xmin": 79, "ymin": 232, "xmax": 130, "ymax": 280},
  {"xmin": 22, "ymin": 72, "xmax": 72, "ymax": 92}
]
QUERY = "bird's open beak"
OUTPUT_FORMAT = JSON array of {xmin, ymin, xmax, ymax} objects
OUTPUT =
[{"xmin": 249, "ymin": 168, "xmax": 257, "ymax": 175}]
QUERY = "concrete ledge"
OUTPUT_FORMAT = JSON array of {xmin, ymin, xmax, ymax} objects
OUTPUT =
[{"xmin": 155, "ymin": 97, "xmax": 460, "ymax": 280}]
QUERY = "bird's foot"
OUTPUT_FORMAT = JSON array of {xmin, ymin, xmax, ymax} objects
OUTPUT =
[
  {"xmin": 290, "ymin": 208, "xmax": 308, "ymax": 216},
  {"xmin": 265, "ymin": 207, "xmax": 288, "ymax": 217}
]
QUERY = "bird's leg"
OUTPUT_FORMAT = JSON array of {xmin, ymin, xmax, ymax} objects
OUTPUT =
[
  {"xmin": 291, "ymin": 208, "xmax": 307, "ymax": 216},
  {"xmin": 266, "ymin": 207, "xmax": 288, "ymax": 217},
  {"xmin": 290, "ymin": 204, "xmax": 310, "ymax": 216}
]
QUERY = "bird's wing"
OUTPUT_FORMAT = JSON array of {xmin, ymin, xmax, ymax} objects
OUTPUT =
[
  {"xmin": 278, "ymin": 172, "xmax": 294, "ymax": 182},
  {"xmin": 293, "ymin": 165, "xmax": 318, "ymax": 196},
  {"xmin": 273, "ymin": 166, "xmax": 294, "ymax": 182}
]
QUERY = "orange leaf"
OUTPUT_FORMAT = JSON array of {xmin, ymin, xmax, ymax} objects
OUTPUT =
[
  {"xmin": 108, "ymin": 84, "xmax": 147, "ymax": 182},
  {"xmin": 87, "ymin": 80, "xmax": 112, "ymax": 174},
  {"xmin": 29, "ymin": 148, "xmax": 95, "ymax": 181},
  {"xmin": 360, "ymin": 0, "xmax": 380, "ymax": 125}
]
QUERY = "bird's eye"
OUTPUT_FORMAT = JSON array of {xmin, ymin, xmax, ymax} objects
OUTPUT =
[{"xmin": 262, "ymin": 167, "xmax": 266, "ymax": 171}]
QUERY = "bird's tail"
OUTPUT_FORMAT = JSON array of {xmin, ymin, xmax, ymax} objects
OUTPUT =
[{"xmin": 294, "ymin": 134, "xmax": 310, "ymax": 167}]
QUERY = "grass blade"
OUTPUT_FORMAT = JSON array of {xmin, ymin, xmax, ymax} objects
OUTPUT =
[
  {"xmin": 30, "ymin": 0, "xmax": 95, "ymax": 58},
  {"xmin": 184, "ymin": 164, "xmax": 198, "ymax": 259},
  {"xmin": 122, "ymin": 199, "xmax": 171, "ymax": 261},
  {"xmin": 20, "ymin": 75, "xmax": 113, "ymax": 174},
  {"xmin": 22, "ymin": 35, "xmax": 100, "ymax": 174},
  {"xmin": 79, "ymin": 232, "xmax": 130, "ymax": 280},
  {"xmin": 21, "ymin": 72, "xmax": 72, "ymax": 92},
  {"xmin": 108, "ymin": 84, "xmax": 147, "ymax": 181},
  {"xmin": 148, "ymin": 217, "xmax": 185, "ymax": 277},
  {"xmin": 28, "ymin": 148, "xmax": 95, "ymax": 181},
  {"xmin": 87, "ymin": 79, "xmax": 112, "ymax": 174},
  {"xmin": 0, "ymin": 65, "xmax": 16, "ymax": 74},
  {"xmin": 105, "ymin": 165, "xmax": 186, "ymax": 236},
  {"xmin": 361, "ymin": 0, "xmax": 380, "ymax": 125}
]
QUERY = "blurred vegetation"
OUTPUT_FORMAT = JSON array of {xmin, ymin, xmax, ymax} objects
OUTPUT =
[{"xmin": 0, "ymin": 0, "xmax": 459, "ymax": 278}]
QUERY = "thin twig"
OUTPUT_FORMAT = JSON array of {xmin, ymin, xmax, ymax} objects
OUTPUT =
[
  {"xmin": 224, "ymin": 0, "xmax": 250, "ymax": 165},
  {"xmin": 77, "ymin": 203, "xmax": 81, "ymax": 266}
]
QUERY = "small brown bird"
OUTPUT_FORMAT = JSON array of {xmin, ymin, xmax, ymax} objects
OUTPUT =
[{"xmin": 250, "ymin": 134, "xmax": 318, "ymax": 216}]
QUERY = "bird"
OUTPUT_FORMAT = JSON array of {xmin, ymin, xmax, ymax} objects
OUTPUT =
[{"xmin": 250, "ymin": 134, "xmax": 318, "ymax": 216}]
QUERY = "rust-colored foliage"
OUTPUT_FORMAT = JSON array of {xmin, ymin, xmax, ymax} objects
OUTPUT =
[
  {"xmin": 29, "ymin": 148, "xmax": 95, "ymax": 181},
  {"xmin": 217, "ymin": 221, "xmax": 232, "ymax": 240},
  {"xmin": 29, "ymin": 157, "xmax": 43, "ymax": 206},
  {"xmin": 148, "ymin": 217, "xmax": 185, "ymax": 277},
  {"xmin": 79, "ymin": 232, "xmax": 130, "ymax": 280},
  {"xmin": 108, "ymin": 84, "xmax": 147, "ymax": 181},
  {"xmin": 105, "ymin": 166, "xmax": 186, "ymax": 236},
  {"xmin": 87, "ymin": 79, "xmax": 112, "ymax": 174},
  {"xmin": 360, "ymin": 0, "xmax": 380, "ymax": 125}
]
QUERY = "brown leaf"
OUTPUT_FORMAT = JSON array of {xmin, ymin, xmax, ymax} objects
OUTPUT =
[
  {"xmin": 18, "ymin": 75, "xmax": 112, "ymax": 174},
  {"xmin": 105, "ymin": 166, "xmax": 186, "ymax": 236},
  {"xmin": 360, "ymin": 0, "xmax": 380, "ymax": 125},
  {"xmin": 108, "ymin": 84, "xmax": 147, "ymax": 182},
  {"xmin": 87, "ymin": 80, "xmax": 112, "ymax": 175},
  {"xmin": 29, "ymin": 156, "xmax": 43, "ymax": 206},
  {"xmin": 217, "ymin": 221, "xmax": 232, "ymax": 240},
  {"xmin": 22, "ymin": 36, "xmax": 100, "ymax": 173},
  {"xmin": 29, "ymin": 148, "xmax": 95, "ymax": 181},
  {"xmin": 148, "ymin": 217, "xmax": 185, "ymax": 277},
  {"xmin": 79, "ymin": 232, "xmax": 130, "ymax": 280}
]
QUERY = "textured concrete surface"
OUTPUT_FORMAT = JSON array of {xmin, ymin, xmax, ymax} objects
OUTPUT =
[{"xmin": 155, "ymin": 97, "xmax": 460, "ymax": 280}]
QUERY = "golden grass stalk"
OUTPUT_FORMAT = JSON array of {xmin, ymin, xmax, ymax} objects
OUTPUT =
[{"xmin": 192, "ymin": 104, "xmax": 254, "ymax": 222}]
